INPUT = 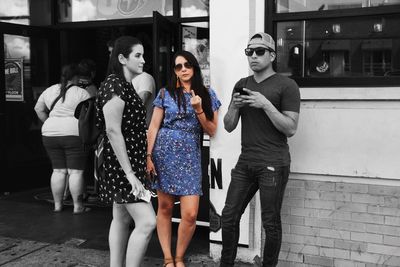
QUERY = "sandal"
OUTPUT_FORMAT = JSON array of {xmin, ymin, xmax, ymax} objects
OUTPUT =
[
  {"xmin": 175, "ymin": 256, "xmax": 185, "ymax": 267},
  {"xmin": 163, "ymin": 258, "xmax": 174, "ymax": 267}
]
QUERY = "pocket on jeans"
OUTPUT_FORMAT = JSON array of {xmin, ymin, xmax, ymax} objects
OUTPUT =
[{"xmin": 259, "ymin": 166, "xmax": 277, "ymax": 187}]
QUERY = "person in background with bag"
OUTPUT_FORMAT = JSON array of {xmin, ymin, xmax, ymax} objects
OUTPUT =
[
  {"xmin": 78, "ymin": 58, "xmax": 98, "ymax": 97},
  {"xmin": 34, "ymin": 63, "xmax": 91, "ymax": 214},
  {"xmin": 95, "ymin": 36, "xmax": 156, "ymax": 267},
  {"xmin": 146, "ymin": 50, "xmax": 221, "ymax": 267}
]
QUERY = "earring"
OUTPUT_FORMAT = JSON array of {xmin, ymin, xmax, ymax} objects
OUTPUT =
[{"xmin": 176, "ymin": 76, "xmax": 181, "ymax": 88}]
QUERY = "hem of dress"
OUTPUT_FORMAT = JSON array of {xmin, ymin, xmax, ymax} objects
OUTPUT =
[{"xmin": 152, "ymin": 187, "xmax": 202, "ymax": 196}]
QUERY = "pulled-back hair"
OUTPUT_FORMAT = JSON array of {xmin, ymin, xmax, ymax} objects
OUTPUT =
[
  {"xmin": 59, "ymin": 63, "xmax": 78, "ymax": 102},
  {"xmin": 167, "ymin": 50, "xmax": 213, "ymax": 121},
  {"xmin": 107, "ymin": 36, "xmax": 142, "ymax": 79}
]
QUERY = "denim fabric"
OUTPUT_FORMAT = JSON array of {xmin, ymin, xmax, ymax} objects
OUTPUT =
[{"xmin": 220, "ymin": 161, "xmax": 289, "ymax": 267}]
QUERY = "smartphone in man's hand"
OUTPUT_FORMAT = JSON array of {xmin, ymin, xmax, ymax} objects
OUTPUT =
[{"xmin": 234, "ymin": 87, "xmax": 249, "ymax": 96}]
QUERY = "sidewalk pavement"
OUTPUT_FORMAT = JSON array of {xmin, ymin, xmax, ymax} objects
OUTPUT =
[
  {"xmin": 0, "ymin": 188, "xmax": 255, "ymax": 266},
  {"xmin": 0, "ymin": 236, "xmax": 254, "ymax": 266}
]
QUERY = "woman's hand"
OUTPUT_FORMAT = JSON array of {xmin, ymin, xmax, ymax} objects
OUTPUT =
[
  {"xmin": 146, "ymin": 157, "xmax": 157, "ymax": 182},
  {"xmin": 126, "ymin": 171, "xmax": 145, "ymax": 197},
  {"xmin": 190, "ymin": 90, "xmax": 203, "ymax": 113}
]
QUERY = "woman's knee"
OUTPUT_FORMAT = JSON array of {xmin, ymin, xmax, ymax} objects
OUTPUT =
[
  {"xmin": 136, "ymin": 216, "xmax": 156, "ymax": 235},
  {"xmin": 181, "ymin": 210, "xmax": 198, "ymax": 225},
  {"xmin": 157, "ymin": 201, "xmax": 174, "ymax": 216}
]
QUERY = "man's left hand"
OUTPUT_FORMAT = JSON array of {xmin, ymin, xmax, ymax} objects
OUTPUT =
[{"xmin": 241, "ymin": 88, "xmax": 270, "ymax": 109}]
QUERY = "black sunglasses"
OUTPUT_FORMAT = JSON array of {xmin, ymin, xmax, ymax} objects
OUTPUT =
[
  {"xmin": 174, "ymin": 62, "xmax": 193, "ymax": 71},
  {"xmin": 244, "ymin": 47, "xmax": 273, "ymax": 57}
]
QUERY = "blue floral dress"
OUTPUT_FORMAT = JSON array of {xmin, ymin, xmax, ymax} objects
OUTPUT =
[{"xmin": 152, "ymin": 88, "xmax": 221, "ymax": 196}]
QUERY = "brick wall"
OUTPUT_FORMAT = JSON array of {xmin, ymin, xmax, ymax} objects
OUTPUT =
[{"xmin": 263, "ymin": 179, "xmax": 400, "ymax": 267}]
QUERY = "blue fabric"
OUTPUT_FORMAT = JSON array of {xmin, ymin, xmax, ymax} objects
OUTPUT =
[{"xmin": 152, "ymin": 88, "xmax": 221, "ymax": 196}]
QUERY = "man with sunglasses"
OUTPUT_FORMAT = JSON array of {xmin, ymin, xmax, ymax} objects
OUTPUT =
[{"xmin": 220, "ymin": 32, "xmax": 300, "ymax": 267}]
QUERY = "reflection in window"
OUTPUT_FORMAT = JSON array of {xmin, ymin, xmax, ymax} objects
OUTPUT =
[
  {"xmin": 276, "ymin": 15, "xmax": 400, "ymax": 78},
  {"xmin": 277, "ymin": 0, "xmax": 400, "ymax": 13},
  {"xmin": 181, "ymin": 0, "xmax": 209, "ymax": 17},
  {"xmin": 0, "ymin": 0, "xmax": 29, "ymax": 25},
  {"xmin": 182, "ymin": 23, "xmax": 210, "ymax": 86},
  {"xmin": 58, "ymin": 0, "xmax": 173, "ymax": 22},
  {"xmin": 4, "ymin": 34, "xmax": 30, "ymax": 60}
]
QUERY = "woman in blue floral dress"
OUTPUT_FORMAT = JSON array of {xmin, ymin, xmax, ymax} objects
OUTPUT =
[{"xmin": 147, "ymin": 50, "xmax": 221, "ymax": 267}]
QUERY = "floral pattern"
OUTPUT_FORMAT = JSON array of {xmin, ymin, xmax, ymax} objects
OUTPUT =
[
  {"xmin": 95, "ymin": 74, "xmax": 149, "ymax": 204},
  {"xmin": 152, "ymin": 88, "xmax": 221, "ymax": 196}
]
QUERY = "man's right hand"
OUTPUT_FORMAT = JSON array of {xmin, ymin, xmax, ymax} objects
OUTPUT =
[{"xmin": 231, "ymin": 92, "xmax": 248, "ymax": 109}]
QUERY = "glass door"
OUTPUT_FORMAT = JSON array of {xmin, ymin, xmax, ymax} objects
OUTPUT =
[
  {"xmin": 0, "ymin": 22, "xmax": 59, "ymax": 192},
  {"xmin": 152, "ymin": 11, "xmax": 178, "ymax": 90}
]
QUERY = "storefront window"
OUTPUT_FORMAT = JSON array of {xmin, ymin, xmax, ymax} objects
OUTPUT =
[
  {"xmin": 58, "ymin": 0, "xmax": 173, "ymax": 22},
  {"xmin": 182, "ymin": 23, "xmax": 210, "ymax": 87},
  {"xmin": 181, "ymin": 0, "xmax": 208, "ymax": 17},
  {"xmin": 0, "ymin": 0, "xmax": 29, "ymax": 25},
  {"xmin": 270, "ymin": 0, "xmax": 400, "ymax": 86},
  {"xmin": 4, "ymin": 34, "xmax": 30, "ymax": 102},
  {"xmin": 277, "ymin": 0, "xmax": 400, "ymax": 13},
  {"xmin": 276, "ymin": 15, "xmax": 400, "ymax": 78}
]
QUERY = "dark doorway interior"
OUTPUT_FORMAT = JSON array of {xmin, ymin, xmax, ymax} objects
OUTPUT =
[{"xmin": 59, "ymin": 24, "xmax": 154, "ymax": 88}]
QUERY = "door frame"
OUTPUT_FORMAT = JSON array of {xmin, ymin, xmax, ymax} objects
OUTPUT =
[{"xmin": 0, "ymin": 22, "xmax": 59, "ymax": 191}]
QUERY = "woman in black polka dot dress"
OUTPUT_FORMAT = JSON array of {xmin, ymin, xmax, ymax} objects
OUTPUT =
[{"xmin": 95, "ymin": 36, "xmax": 156, "ymax": 267}]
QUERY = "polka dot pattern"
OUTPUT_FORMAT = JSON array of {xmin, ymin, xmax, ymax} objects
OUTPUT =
[{"xmin": 95, "ymin": 74, "xmax": 149, "ymax": 204}]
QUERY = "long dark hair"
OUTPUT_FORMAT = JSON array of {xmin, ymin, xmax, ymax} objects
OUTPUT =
[
  {"xmin": 59, "ymin": 63, "xmax": 78, "ymax": 102},
  {"xmin": 167, "ymin": 50, "xmax": 213, "ymax": 121},
  {"xmin": 107, "ymin": 36, "xmax": 142, "ymax": 79}
]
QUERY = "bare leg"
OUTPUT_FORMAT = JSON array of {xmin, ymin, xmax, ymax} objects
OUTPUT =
[
  {"xmin": 156, "ymin": 190, "xmax": 176, "ymax": 267},
  {"xmin": 175, "ymin": 195, "xmax": 199, "ymax": 267},
  {"xmin": 109, "ymin": 203, "xmax": 132, "ymax": 267},
  {"xmin": 63, "ymin": 175, "xmax": 70, "ymax": 200},
  {"xmin": 50, "ymin": 168, "xmax": 68, "ymax": 211},
  {"xmin": 125, "ymin": 202, "xmax": 156, "ymax": 267},
  {"xmin": 67, "ymin": 169, "xmax": 85, "ymax": 213}
]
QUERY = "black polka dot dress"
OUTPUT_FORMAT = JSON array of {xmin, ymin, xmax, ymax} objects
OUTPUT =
[{"xmin": 95, "ymin": 74, "xmax": 148, "ymax": 204}]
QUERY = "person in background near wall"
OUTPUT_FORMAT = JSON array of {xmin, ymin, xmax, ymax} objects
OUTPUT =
[
  {"xmin": 34, "ymin": 63, "xmax": 91, "ymax": 214},
  {"xmin": 96, "ymin": 36, "xmax": 156, "ymax": 267},
  {"xmin": 78, "ymin": 58, "xmax": 97, "ymax": 97},
  {"xmin": 220, "ymin": 33, "xmax": 301, "ymax": 267},
  {"xmin": 132, "ymin": 71, "xmax": 155, "ymax": 127},
  {"xmin": 147, "ymin": 50, "xmax": 221, "ymax": 267}
]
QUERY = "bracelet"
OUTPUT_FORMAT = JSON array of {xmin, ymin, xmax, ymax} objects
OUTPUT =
[
  {"xmin": 146, "ymin": 153, "xmax": 152, "ymax": 157},
  {"xmin": 196, "ymin": 110, "xmax": 204, "ymax": 115}
]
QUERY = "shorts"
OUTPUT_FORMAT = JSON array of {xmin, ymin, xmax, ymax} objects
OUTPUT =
[{"xmin": 42, "ymin": 136, "xmax": 88, "ymax": 170}]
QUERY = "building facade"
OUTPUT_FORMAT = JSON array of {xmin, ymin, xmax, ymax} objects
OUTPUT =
[
  {"xmin": 1, "ymin": 0, "xmax": 400, "ymax": 266},
  {"xmin": 209, "ymin": 0, "xmax": 400, "ymax": 266}
]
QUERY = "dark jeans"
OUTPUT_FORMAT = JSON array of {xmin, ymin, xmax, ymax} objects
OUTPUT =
[{"xmin": 220, "ymin": 161, "xmax": 289, "ymax": 267}]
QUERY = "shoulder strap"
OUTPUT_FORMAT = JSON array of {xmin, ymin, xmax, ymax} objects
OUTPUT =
[
  {"xmin": 49, "ymin": 84, "xmax": 76, "ymax": 112},
  {"xmin": 160, "ymin": 88, "xmax": 165, "ymax": 106},
  {"xmin": 49, "ymin": 94, "xmax": 63, "ymax": 113}
]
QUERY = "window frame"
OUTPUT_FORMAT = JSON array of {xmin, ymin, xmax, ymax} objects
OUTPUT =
[{"xmin": 266, "ymin": 1, "xmax": 400, "ymax": 87}]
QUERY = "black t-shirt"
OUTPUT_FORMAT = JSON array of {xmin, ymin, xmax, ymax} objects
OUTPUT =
[{"xmin": 235, "ymin": 73, "xmax": 300, "ymax": 166}]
